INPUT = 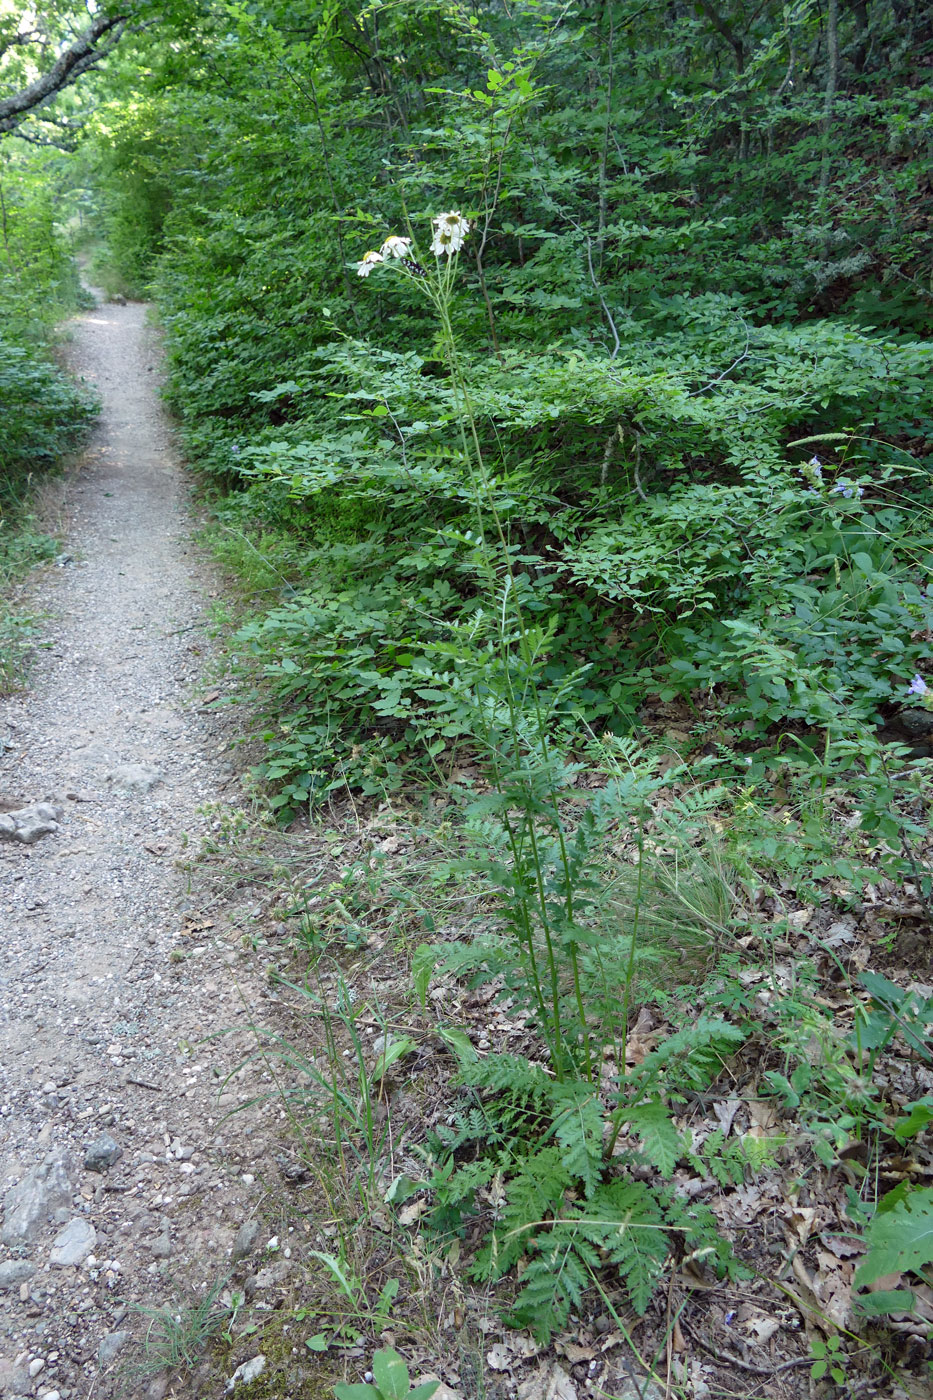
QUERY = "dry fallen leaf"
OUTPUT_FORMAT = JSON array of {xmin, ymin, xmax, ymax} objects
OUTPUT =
[
  {"xmin": 747, "ymin": 1100, "xmax": 780, "ymax": 1137},
  {"xmin": 486, "ymin": 1344, "xmax": 513, "ymax": 1372},
  {"xmin": 398, "ymin": 1198, "xmax": 428, "ymax": 1227},
  {"xmin": 712, "ymin": 1098, "xmax": 741, "ymax": 1136},
  {"xmin": 555, "ymin": 1341, "xmax": 594, "ymax": 1364},
  {"xmin": 785, "ymin": 1204, "xmax": 818, "ymax": 1244},
  {"xmin": 729, "ymin": 1182, "xmax": 766, "ymax": 1223},
  {"xmin": 545, "ymin": 1365, "xmax": 578, "ymax": 1400}
]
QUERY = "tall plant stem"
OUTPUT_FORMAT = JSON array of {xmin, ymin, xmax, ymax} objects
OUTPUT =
[{"xmin": 434, "ymin": 289, "xmax": 593, "ymax": 1079}]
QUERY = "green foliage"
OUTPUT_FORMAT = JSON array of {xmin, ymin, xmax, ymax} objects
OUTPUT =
[
  {"xmin": 71, "ymin": 0, "xmax": 931, "ymax": 815},
  {"xmin": 855, "ymin": 1186, "xmax": 933, "ymax": 1318},
  {"xmin": 64, "ymin": 0, "xmax": 933, "ymax": 1357},
  {"xmin": 0, "ymin": 339, "xmax": 98, "ymax": 481},
  {"xmin": 422, "ymin": 1001, "xmax": 744, "ymax": 1339},
  {"xmin": 810, "ymin": 1334, "xmax": 848, "ymax": 1387},
  {"xmin": 334, "ymin": 1349, "xmax": 439, "ymax": 1400}
]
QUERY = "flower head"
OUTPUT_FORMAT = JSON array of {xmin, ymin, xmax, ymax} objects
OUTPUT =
[
  {"xmin": 831, "ymin": 478, "xmax": 864, "ymax": 499},
  {"xmin": 429, "ymin": 211, "xmax": 471, "ymax": 258},
  {"xmin": 380, "ymin": 235, "xmax": 412, "ymax": 259},
  {"xmin": 356, "ymin": 249, "xmax": 384, "ymax": 278},
  {"xmin": 800, "ymin": 456, "xmax": 823, "ymax": 487},
  {"xmin": 908, "ymin": 673, "xmax": 928, "ymax": 697}
]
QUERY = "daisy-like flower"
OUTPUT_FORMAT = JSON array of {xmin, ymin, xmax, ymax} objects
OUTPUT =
[
  {"xmin": 429, "ymin": 211, "xmax": 471, "ymax": 258},
  {"xmin": 356, "ymin": 250, "xmax": 384, "ymax": 278},
  {"xmin": 380, "ymin": 235, "xmax": 412, "ymax": 259}
]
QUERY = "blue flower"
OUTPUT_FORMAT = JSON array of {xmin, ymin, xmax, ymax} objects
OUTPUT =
[
  {"xmin": 832, "ymin": 478, "xmax": 864, "ymax": 498},
  {"xmin": 908, "ymin": 674, "xmax": 928, "ymax": 697},
  {"xmin": 800, "ymin": 456, "xmax": 823, "ymax": 487}
]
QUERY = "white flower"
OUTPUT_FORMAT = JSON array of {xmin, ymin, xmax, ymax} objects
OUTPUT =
[
  {"xmin": 429, "ymin": 211, "xmax": 471, "ymax": 258},
  {"xmin": 356, "ymin": 249, "xmax": 384, "ymax": 278},
  {"xmin": 380, "ymin": 235, "xmax": 412, "ymax": 259}
]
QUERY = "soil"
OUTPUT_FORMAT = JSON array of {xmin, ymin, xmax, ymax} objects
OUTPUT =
[{"xmin": 0, "ymin": 298, "xmax": 283, "ymax": 1400}]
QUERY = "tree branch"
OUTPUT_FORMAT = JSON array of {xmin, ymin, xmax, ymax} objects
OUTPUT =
[
  {"xmin": 695, "ymin": 0, "xmax": 745, "ymax": 72},
  {"xmin": 0, "ymin": 12, "xmax": 126, "ymax": 136}
]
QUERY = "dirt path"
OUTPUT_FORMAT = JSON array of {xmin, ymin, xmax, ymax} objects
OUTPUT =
[{"xmin": 0, "ymin": 301, "xmax": 277, "ymax": 1400}]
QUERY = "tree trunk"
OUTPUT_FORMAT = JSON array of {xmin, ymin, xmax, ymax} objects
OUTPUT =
[{"xmin": 817, "ymin": 0, "xmax": 840, "ymax": 258}]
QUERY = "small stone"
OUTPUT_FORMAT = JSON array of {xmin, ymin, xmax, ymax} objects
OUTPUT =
[
  {"xmin": 148, "ymin": 1219, "xmax": 171, "ymax": 1258},
  {"xmin": 98, "ymin": 1330, "xmax": 130, "ymax": 1366},
  {"xmin": 231, "ymin": 1218, "xmax": 261, "ymax": 1262},
  {"xmin": 226, "ymin": 1355, "xmax": 266, "ymax": 1391},
  {"xmin": 0, "ymin": 1260, "xmax": 36, "ymax": 1290},
  {"xmin": 28, "ymin": 1358, "xmax": 45, "ymax": 1378},
  {"xmin": 84, "ymin": 1134, "xmax": 122, "ymax": 1173},
  {"xmin": 49, "ymin": 1217, "xmax": 97, "ymax": 1267}
]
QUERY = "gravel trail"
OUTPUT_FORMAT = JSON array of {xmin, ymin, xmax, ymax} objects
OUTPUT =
[{"xmin": 0, "ymin": 301, "xmax": 276, "ymax": 1400}]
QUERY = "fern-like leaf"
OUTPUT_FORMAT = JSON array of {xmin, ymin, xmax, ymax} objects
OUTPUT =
[
  {"xmin": 507, "ymin": 1233, "xmax": 599, "ymax": 1341},
  {"xmin": 551, "ymin": 1083, "xmax": 604, "ymax": 1197},
  {"xmin": 579, "ymin": 1181, "xmax": 670, "ymax": 1314},
  {"xmin": 625, "ymin": 1096, "xmax": 682, "ymax": 1176}
]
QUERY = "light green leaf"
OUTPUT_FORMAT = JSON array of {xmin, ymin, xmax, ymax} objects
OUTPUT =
[
  {"xmin": 372, "ymin": 1348, "xmax": 409, "ymax": 1400},
  {"xmin": 334, "ymin": 1386, "xmax": 380, "ymax": 1400},
  {"xmin": 894, "ymin": 1100, "xmax": 933, "ymax": 1142},
  {"xmin": 371, "ymin": 1036, "xmax": 416, "ymax": 1083},
  {"xmin": 411, "ymin": 945, "xmax": 435, "ymax": 1008},
  {"xmin": 409, "ymin": 1383, "xmax": 441, "ymax": 1400},
  {"xmin": 627, "ymin": 1099, "xmax": 681, "ymax": 1176},
  {"xmin": 855, "ymin": 1187, "xmax": 933, "ymax": 1287},
  {"xmin": 437, "ymin": 1026, "xmax": 477, "ymax": 1064}
]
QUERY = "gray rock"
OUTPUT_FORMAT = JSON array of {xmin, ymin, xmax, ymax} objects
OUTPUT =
[
  {"xmin": 0, "ymin": 1358, "xmax": 31, "ymax": 1393},
  {"xmin": 0, "ymin": 1259, "xmax": 36, "ymax": 1289},
  {"xmin": 898, "ymin": 708, "xmax": 933, "ymax": 737},
  {"xmin": 2, "ymin": 1149, "xmax": 74, "ymax": 1245},
  {"xmin": 84, "ymin": 1133, "xmax": 122, "ymax": 1173},
  {"xmin": 226, "ymin": 1355, "xmax": 266, "ymax": 1391},
  {"xmin": 231, "ymin": 1218, "xmax": 261, "ymax": 1262},
  {"xmin": 0, "ymin": 801, "xmax": 63, "ymax": 844},
  {"xmin": 98, "ymin": 1329, "xmax": 130, "ymax": 1366},
  {"xmin": 105, "ymin": 763, "xmax": 164, "ymax": 794},
  {"xmin": 49, "ymin": 1217, "xmax": 96, "ymax": 1266},
  {"xmin": 148, "ymin": 1218, "xmax": 171, "ymax": 1258}
]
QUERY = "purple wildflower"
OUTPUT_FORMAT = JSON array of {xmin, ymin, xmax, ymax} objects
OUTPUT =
[
  {"xmin": 832, "ymin": 479, "xmax": 864, "ymax": 499},
  {"xmin": 908, "ymin": 674, "xmax": 928, "ymax": 697}
]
